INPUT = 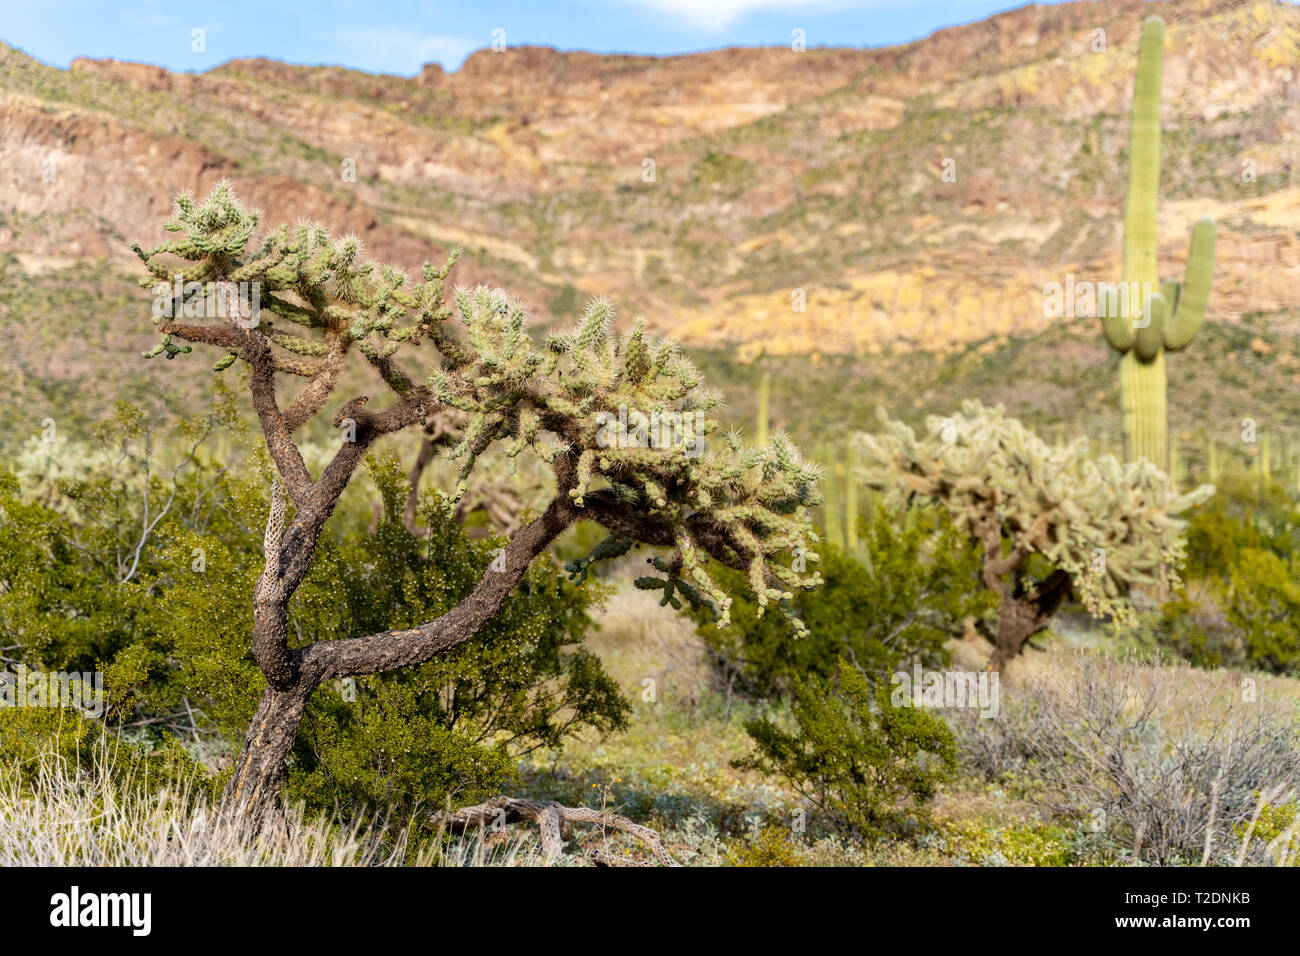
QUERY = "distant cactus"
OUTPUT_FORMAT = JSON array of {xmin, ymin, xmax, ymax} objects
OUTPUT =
[
  {"xmin": 844, "ymin": 439, "xmax": 859, "ymax": 557},
  {"xmin": 820, "ymin": 441, "xmax": 844, "ymax": 551},
  {"xmin": 858, "ymin": 401, "xmax": 1212, "ymax": 669},
  {"xmin": 756, "ymin": 370, "xmax": 770, "ymax": 446},
  {"xmin": 1101, "ymin": 16, "xmax": 1216, "ymax": 471}
]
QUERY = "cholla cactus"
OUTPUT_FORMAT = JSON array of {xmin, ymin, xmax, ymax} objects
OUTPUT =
[
  {"xmin": 427, "ymin": 286, "xmax": 824, "ymax": 629},
  {"xmin": 857, "ymin": 400, "xmax": 1212, "ymax": 669},
  {"xmin": 131, "ymin": 183, "xmax": 822, "ymax": 815}
]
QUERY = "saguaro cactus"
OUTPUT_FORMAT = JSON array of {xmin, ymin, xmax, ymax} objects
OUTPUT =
[{"xmin": 1102, "ymin": 16, "xmax": 1216, "ymax": 471}]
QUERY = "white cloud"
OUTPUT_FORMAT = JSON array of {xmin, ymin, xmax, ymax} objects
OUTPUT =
[
  {"xmin": 619, "ymin": 0, "xmax": 842, "ymax": 31},
  {"xmin": 322, "ymin": 27, "xmax": 477, "ymax": 74}
]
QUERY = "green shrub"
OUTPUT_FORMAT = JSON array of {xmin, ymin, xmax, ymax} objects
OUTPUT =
[
  {"xmin": 936, "ymin": 817, "xmax": 1076, "ymax": 867},
  {"xmin": 1155, "ymin": 591, "xmax": 1242, "ymax": 670},
  {"xmin": 1158, "ymin": 476, "xmax": 1300, "ymax": 674},
  {"xmin": 734, "ymin": 657, "xmax": 957, "ymax": 840},
  {"xmin": 1225, "ymin": 548, "xmax": 1300, "ymax": 674},
  {"xmin": 0, "ymin": 707, "xmax": 204, "ymax": 798},
  {"xmin": 2, "ymin": 409, "xmax": 630, "ymax": 827},
  {"xmin": 123, "ymin": 454, "xmax": 630, "ymax": 825},
  {"xmin": 731, "ymin": 825, "xmax": 803, "ymax": 867},
  {"xmin": 690, "ymin": 506, "xmax": 991, "ymax": 699}
]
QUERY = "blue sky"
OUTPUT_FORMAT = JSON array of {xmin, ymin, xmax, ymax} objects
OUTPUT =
[{"xmin": 0, "ymin": 0, "xmax": 1080, "ymax": 76}]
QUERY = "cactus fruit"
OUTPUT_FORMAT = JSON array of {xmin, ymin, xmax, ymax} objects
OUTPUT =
[{"xmin": 1101, "ymin": 17, "xmax": 1216, "ymax": 471}]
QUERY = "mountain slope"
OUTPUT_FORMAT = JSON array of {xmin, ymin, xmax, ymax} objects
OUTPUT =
[{"xmin": 0, "ymin": 0, "xmax": 1297, "ymax": 444}]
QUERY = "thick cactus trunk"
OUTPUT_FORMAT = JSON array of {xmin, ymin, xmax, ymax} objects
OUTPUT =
[
  {"xmin": 1119, "ymin": 17, "xmax": 1165, "ymax": 469},
  {"xmin": 1120, "ymin": 349, "xmax": 1167, "ymax": 469}
]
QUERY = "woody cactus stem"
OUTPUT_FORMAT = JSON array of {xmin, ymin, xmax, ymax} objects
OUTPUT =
[{"xmin": 1102, "ymin": 16, "xmax": 1216, "ymax": 471}]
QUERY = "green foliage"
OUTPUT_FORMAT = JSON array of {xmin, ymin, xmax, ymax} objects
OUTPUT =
[
  {"xmin": 1158, "ymin": 476, "xmax": 1300, "ymax": 674},
  {"xmin": 690, "ymin": 506, "xmax": 991, "ymax": 698},
  {"xmin": 1154, "ymin": 593, "xmax": 1241, "ymax": 670},
  {"xmin": 0, "ymin": 472, "xmax": 137, "ymax": 672},
  {"xmin": 1232, "ymin": 794, "xmax": 1298, "ymax": 846},
  {"xmin": 731, "ymin": 825, "xmax": 802, "ymax": 867},
  {"xmin": 1224, "ymin": 548, "xmax": 1300, "ymax": 675},
  {"xmin": 735, "ymin": 658, "xmax": 957, "ymax": 839},
  {"xmin": 936, "ymin": 816, "xmax": 1076, "ymax": 867},
  {"xmin": 0, "ymin": 391, "xmax": 246, "ymax": 677},
  {"xmin": 1, "ymin": 394, "xmax": 630, "ymax": 826},
  {"xmin": 124, "ymin": 454, "xmax": 630, "ymax": 824}
]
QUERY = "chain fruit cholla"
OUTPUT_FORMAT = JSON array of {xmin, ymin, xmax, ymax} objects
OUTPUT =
[{"xmin": 857, "ymin": 401, "xmax": 1212, "ymax": 669}]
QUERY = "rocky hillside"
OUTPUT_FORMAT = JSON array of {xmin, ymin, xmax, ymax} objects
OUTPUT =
[{"xmin": 0, "ymin": 0, "xmax": 1297, "ymax": 419}]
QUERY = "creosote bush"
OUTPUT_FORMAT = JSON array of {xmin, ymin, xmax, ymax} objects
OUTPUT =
[
  {"xmin": 110, "ymin": 454, "xmax": 630, "ymax": 826},
  {"xmin": 735, "ymin": 657, "xmax": 957, "ymax": 839},
  {"xmin": 689, "ymin": 505, "xmax": 992, "ymax": 699},
  {"xmin": 1157, "ymin": 476, "xmax": 1300, "ymax": 675}
]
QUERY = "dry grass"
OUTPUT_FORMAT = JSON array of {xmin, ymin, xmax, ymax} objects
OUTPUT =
[{"xmin": 0, "ymin": 737, "xmax": 543, "ymax": 867}]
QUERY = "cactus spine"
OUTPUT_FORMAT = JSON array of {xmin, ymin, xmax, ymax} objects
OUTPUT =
[{"xmin": 1102, "ymin": 16, "xmax": 1216, "ymax": 471}]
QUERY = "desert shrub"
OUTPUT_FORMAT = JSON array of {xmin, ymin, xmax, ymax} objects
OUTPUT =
[
  {"xmin": 1181, "ymin": 475, "xmax": 1299, "ymax": 578},
  {"xmin": 931, "ymin": 817, "xmax": 1076, "ymax": 867},
  {"xmin": 1158, "ymin": 477, "xmax": 1300, "ymax": 674},
  {"xmin": 690, "ymin": 506, "xmax": 991, "ymax": 699},
  {"xmin": 734, "ymin": 657, "xmax": 957, "ymax": 840},
  {"xmin": 1224, "ymin": 547, "xmax": 1300, "ymax": 674},
  {"xmin": 122, "ymin": 454, "xmax": 629, "ymax": 825},
  {"xmin": 0, "ymin": 707, "xmax": 204, "ymax": 800},
  {"xmin": 1155, "ymin": 585, "xmax": 1244, "ymax": 670},
  {"xmin": 2, "ymin": 418, "xmax": 629, "ymax": 827},
  {"xmin": 730, "ymin": 825, "xmax": 803, "ymax": 867},
  {"xmin": 0, "ymin": 389, "xmax": 250, "ymax": 677},
  {"xmin": 0, "ymin": 469, "xmax": 146, "ymax": 674},
  {"xmin": 954, "ymin": 652, "xmax": 1300, "ymax": 865}
]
